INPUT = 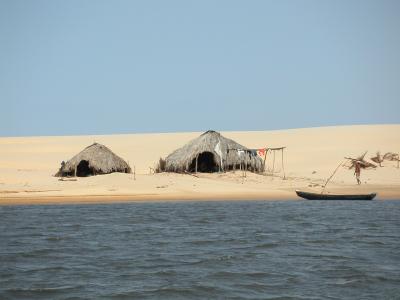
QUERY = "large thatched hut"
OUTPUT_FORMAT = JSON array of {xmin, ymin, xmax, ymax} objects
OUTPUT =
[
  {"xmin": 55, "ymin": 143, "xmax": 131, "ymax": 177},
  {"xmin": 164, "ymin": 130, "xmax": 264, "ymax": 173}
]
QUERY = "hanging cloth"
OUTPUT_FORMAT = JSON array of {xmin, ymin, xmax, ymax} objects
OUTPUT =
[
  {"xmin": 214, "ymin": 140, "xmax": 223, "ymax": 171},
  {"xmin": 237, "ymin": 149, "xmax": 245, "ymax": 157}
]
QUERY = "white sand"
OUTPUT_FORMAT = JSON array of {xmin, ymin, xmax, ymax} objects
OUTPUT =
[{"xmin": 1, "ymin": 124, "xmax": 399, "ymax": 205}]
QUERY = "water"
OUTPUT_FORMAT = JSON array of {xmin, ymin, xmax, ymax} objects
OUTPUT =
[{"xmin": 1, "ymin": 200, "xmax": 400, "ymax": 300}]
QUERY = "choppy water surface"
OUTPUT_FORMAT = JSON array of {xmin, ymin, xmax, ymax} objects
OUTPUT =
[{"xmin": 1, "ymin": 200, "xmax": 400, "ymax": 299}]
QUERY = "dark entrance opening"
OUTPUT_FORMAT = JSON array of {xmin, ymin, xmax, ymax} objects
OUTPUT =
[
  {"xmin": 76, "ymin": 160, "xmax": 93, "ymax": 177},
  {"xmin": 189, "ymin": 151, "xmax": 218, "ymax": 173}
]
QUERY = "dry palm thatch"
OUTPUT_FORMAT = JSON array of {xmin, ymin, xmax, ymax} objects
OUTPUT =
[
  {"xmin": 164, "ymin": 130, "xmax": 264, "ymax": 173},
  {"xmin": 345, "ymin": 151, "xmax": 377, "ymax": 170},
  {"xmin": 383, "ymin": 152, "xmax": 400, "ymax": 168},
  {"xmin": 55, "ymin": 143, "xmax": 131, "ymax": 177},
  {"xmin": 383, "ymin": 152, "xmax": 399, "ymax": 162},
  {"xmin": 371, "ymin": 151, "xmax": 384, "ymax": 166}
]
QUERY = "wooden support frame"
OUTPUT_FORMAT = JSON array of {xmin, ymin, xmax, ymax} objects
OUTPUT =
[{"xmin": 261, "ymin": 147, "xmax": 286, "ymax": 178}]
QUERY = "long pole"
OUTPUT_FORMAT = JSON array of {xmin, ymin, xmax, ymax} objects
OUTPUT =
[
  {"xmin": 281, "ymin": 148, "xmax": 286, "ymax": 179},
  {"xmin": 244, "ymin": 153, "xmax": 247, "ymax": 178},
  {"xmin": 272, "ymin": 151, "xmax": 275, "ymax": 175},
  {"xmin": 321, "ymin": 160, "xmax": 344, "ymax": 194},
  {"xmin": 263, "ymin": 149, "xmax": 267, "ymax": 173}
]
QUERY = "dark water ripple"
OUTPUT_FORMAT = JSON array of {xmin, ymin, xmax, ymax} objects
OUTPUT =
[{"xmin": 1, "ymin": 200, "xmax": 400, "ymax": 299}]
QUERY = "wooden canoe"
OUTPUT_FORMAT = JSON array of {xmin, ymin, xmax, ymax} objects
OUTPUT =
[{"xmin": 295, "ymin": 190, "xmax": 376, "ymax": 201}]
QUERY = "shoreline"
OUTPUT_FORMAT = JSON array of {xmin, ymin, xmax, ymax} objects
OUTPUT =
[
  {"xmin": 1, "ymin": 125, "xmax": 399, "ymax": 206},
  {"xmin": 0, "ymin": 190, "xmax": 296, "ymax": 206},
  {"xmin": 1, "ymin": 187, "xmax": 399, "ymax": 206}
]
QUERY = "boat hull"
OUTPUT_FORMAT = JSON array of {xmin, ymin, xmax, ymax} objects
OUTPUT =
[{"xmin": 295, "ymin": 190, "xmax": 376, "ymax": 201}]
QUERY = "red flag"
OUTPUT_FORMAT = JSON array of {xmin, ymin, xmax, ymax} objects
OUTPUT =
[{"xmin": 257, "ymin": 148, "xmax": 266, "ymax": 156}]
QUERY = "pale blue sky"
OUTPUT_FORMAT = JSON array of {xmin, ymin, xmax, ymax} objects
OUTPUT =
[{"xmin": 0, "ymin": 0, "xmax": 399, "ymax": 136}]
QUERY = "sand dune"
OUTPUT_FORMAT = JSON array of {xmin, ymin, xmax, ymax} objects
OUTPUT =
[{"xmin": 0, "ymin": 124, "xmax": 399, "ymax": 205}]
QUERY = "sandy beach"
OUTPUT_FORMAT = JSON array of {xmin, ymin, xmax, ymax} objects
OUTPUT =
[{"xmin": 1, "ymin": 124, "xmax": 399, "ymax": 205}]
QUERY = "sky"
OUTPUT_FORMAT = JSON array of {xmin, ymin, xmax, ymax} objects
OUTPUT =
[{"xmin": 0, "ymin": 0, "xmax": 399, "ymax": 136}]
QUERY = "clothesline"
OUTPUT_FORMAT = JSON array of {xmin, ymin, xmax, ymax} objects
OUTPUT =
[
  {"xmin": 227, "ymin": 147, "xmax": 286, "ymax": 151},
  {"xmin": 227, "ymin": 147, "xmax": 286, "ymax": 157},
  {"xmin": 224, "ymin": 146, "xmax": 286, "ymax": 179},
  {"xmin": 228, "ymin": 147, "xmax": 286, "ymax": 179}
]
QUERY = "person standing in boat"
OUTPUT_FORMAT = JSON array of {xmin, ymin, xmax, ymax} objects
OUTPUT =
[{"xmin": 354, "ymin": 161, "xmax": 361, "ymax": 185}]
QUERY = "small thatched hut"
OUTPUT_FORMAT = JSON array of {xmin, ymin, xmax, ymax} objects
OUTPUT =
[
  {"xmin": 55, "ymin": 143, "xmax": 131, "ymax": 177},
  {"xmin": 164, "ymin": 130, "xmax": 264, "ymax": 173}
]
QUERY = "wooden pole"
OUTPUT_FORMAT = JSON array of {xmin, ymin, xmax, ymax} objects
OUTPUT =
[
  {"xmin": 240, "ymin": 154, "xmax": 244, "ymax": 178},
  {"xmin": 263, "ymin": 149, "xmax": 267, "ymax": 173},
  {"xmin": 195, "ymin": 154, "xmax": 198, "ymax": 173},
  {"xmin": 134, "ymin": 165, "xmax": 136, "ymax": 180},
  {"xmin": 232, "ymin": 154, "xmax": 235, "ymax": 172},
  {"xmin": 272, "ymin": 150, "xmax": 276, "ymax": 175},
  {"xmin": 245, "ymin": 152, "xmax": 247, "ymax": 178},
  {"xmin": 225, "ymin": 150, "xmax": 228, "ymax": 172},
  {"xmin": 281, "ymin": 148, "xmax": 286, "ymax": 179},
  {"xmin": 321, "ymin": 160, "xmax": 344, "ymax": 194}
]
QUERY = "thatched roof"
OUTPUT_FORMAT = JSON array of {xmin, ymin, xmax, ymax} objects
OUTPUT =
[
  {"xmin": 164, "ymin": 130, "xmax": 264, "ymax": 173},
  {"xmin": 55, "ymin": 143, "xmax": 131, "ymax": 177}
]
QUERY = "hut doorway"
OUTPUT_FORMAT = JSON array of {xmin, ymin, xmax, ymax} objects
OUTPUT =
[
  {"xmin": 190, "ymin": 152, "xmax": 218, "ymax": 173},
  {"xmin": 76, "ymin": 160, "xmax": 93, "ymax": 177}
]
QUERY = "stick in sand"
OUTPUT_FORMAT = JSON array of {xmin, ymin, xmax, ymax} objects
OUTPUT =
[
  {"xmin": 321, "ymin": 160, "xmax": 344, "ymax": 194},
  {"xmin": 281, "ymin": 148, "xmax": 286, "ymax": 180}
]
